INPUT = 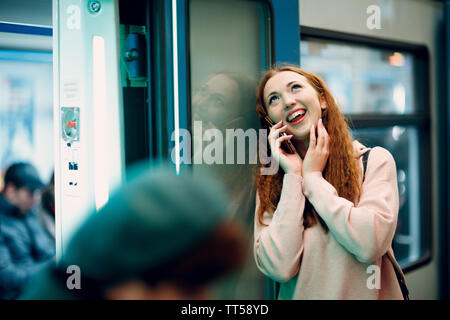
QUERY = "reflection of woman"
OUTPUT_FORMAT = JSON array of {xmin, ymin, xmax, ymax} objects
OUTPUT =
[
  {"xmin": 254, "ymin": 66, "xmax": 405, "ymax": 299},
  {"xmin": 192, "ymin": 72, "xmax": 264, "ymax": 298},
  {"xmin": 192, "ymin": 72, "xmax": 258, "ymax": 224},
  {"xmin": 193, "ymin": 72, "xmax": 257, "ymax": 131}
]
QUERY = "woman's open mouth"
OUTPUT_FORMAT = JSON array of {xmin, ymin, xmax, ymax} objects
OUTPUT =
[{"xmin": 286, "ymin": 109, "xmax": 306, "ymax": 125}]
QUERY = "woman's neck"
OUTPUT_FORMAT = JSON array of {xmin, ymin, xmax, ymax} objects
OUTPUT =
[{"xmin": 293, "ymin": 139, "xmax": 309, "ymax": 158}]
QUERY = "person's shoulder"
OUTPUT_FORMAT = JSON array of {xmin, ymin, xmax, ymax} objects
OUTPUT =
[
  {"xmin": 0, "ymin": 208, "xmax": 17, "ymax": 224},
  {"xmin": 368, "ymin": 146, "xmax": 395, "ymax": 164},
  {"xmin": 352, "ymin": 140, "xmax": 395, "ymax": 164},
  {"xmin": 365, "ymin": 146, "xmax": 397, "ymax": 179},
  {"xmin": 0, "ymin": 211, "xmax": 26, "ymax": 241},
  {"xmin": 352, "ymin": 140, "xmax": 370, "ymax": 158}
]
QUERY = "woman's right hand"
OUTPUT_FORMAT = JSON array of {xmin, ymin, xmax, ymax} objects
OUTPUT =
[{"xmin": 268, "ymin": 121, "xmax": 303, "ymax": 175}]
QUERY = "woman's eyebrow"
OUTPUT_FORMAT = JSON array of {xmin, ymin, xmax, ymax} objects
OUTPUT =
[
  {"xmin": 286, "ymin": 80, "xmax": 298, "ymax": 87},
  {"xmin": 266, "ymin": 80, "xmax": 301, "ymax": 99},
  {"xmin": 267, "ymin": 91, "xmax": 277, "ymax": 99}
]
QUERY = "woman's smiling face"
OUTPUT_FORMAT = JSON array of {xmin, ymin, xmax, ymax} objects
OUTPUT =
[
  {"xmin": 192, "ymin": 74, "xmax": 240, "ymax": 128},
  {"xmin": 264, "ymin": 71, "xmax": 326, "ymax": 141}
]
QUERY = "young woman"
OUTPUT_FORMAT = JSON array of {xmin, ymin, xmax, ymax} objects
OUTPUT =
[{"xmin": 253, "ymin": 65, "xmax": 406, "ymax": 299}]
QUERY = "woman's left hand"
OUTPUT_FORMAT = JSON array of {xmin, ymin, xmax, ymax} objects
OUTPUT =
[{"xmin": 302, "ymin": 118, "xmax": 330, "ymax": 176}]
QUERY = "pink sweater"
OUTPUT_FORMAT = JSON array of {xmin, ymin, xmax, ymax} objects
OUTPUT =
[{"xmin": 254, "ymin": 141, "xmax": 404, "ymax": 299}]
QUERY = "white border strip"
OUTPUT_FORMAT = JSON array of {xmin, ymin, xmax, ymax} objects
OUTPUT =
[
  {"xmin": 93, "ymin": 35, "xmax": 110, "ymax": 210},
  {"xmin": 172, "ymin": 0, "xmax": 180, "ymax": 175}
]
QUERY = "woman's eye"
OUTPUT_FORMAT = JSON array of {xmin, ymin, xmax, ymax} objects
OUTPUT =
[
  {"xmin": 208, "ymin": 95, "xmax": 225, "ymax": 108},
  {"xmin": 292, "ymin": 84, "xmax": 301, "ymax": 91},
  {"xmin": 268, "ymin": 95, "xmax": 279, "ymax": 105}
]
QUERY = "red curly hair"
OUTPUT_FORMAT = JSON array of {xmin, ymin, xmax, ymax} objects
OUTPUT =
[{"xmin": 255, "ymin": 66, "xmax": 361, "ymax": 229}]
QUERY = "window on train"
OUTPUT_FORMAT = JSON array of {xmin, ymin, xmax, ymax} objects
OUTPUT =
[
  {"xmin": 300, "ymin": 37, "xmax": 430, "ymax": 271},
  {"xmin": 351, "ymin": 126, "xmax": 423, "ymax": 266},
  {"xmin": 300, "ymin": 38, "xmax": 415, "ymax": 115},
  {"xmin": 0, "ymin": 50, "xmax": 53, "ymax": 183},
  {"xmin": 189, "ymin": 0, "xmax": 270, "ymax": 298}
]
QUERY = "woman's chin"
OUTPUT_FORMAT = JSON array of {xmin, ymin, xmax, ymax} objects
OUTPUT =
[
  {"xmin": 289, "ymin": 119, "xmax": 317, "ymax": 141},
  {"xmin": 290, "ymin": 129, "xmax": 310, "ymax": 142}
]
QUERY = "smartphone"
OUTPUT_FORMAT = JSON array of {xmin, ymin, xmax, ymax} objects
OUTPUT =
[{"xmin": 264, "ymin": 116, "xmax": 296, "ymax": 154}]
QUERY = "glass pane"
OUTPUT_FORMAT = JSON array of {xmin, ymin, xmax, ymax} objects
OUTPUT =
[
  {"xmin": 300, "ymin": 38, "xmax": 415, "ymax": 115},
  {"xmin": 189, "ymin": 0, "xmax": 269, "ymax": 299},
  {"xmin": 352, "ymin": 126, "xmax": 425, "ymax": 266},
  {"xmin": 0, "ymin": 50, "xmax": 53, "ymax": 183}
]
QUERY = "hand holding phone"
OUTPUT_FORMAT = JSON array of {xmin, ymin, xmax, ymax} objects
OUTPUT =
[{"xmin": 264, "ymin": 116, "xmax": 296, "ymax": 154}]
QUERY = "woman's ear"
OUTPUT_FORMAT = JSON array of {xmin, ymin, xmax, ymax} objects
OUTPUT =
[{"xmin": 320, "ymin": 96, "xmax": 327, "ymax": 110}]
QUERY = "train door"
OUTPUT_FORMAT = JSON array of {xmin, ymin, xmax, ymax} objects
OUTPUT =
[
  {"xmin": 173, "ymin": 0, "xmax": 299, "ymax": 298},
  {"xmin": 53, "ymin": 0, "xmax": 300, "ymax": 298}
]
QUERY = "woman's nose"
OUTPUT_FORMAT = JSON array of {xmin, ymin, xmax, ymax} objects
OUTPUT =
[{"xmin": 284, "ymin": 94, "xmax": 296, "ymax": 109}]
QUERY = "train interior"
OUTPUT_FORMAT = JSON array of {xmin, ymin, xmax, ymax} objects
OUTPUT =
[{"xmin": 0, "ymin": 0, "xmax": 448, "ymax": 300}]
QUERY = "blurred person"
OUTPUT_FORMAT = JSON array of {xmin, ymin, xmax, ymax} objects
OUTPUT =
[
  {"xmin": 253, "ymin": 66, "xmax": 407, "ymax": 299},
  {"xmin": 21, "ymin": 163, "xmax": 246, "ymax": 299},
  {"xmin": 0, "ymin": 162, "xmax": 55, "ymax": 300}
]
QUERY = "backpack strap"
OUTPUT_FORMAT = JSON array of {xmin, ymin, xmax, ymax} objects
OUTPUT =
[
  {"xmin": 386, "ymin": 250, "xmax": 410, "ymax": 300},
  {"xmin": 362, "ymin": 149, "xmax": 370, "ymax": 182},
  {"xmin": 361, "ymin": 148, "xmax": 410, "ymax": 300}
]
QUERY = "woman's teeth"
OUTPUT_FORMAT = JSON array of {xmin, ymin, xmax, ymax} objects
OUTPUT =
[{"xmin": 287, "ymin": 110, "xmax": 306, "ymax": 122}]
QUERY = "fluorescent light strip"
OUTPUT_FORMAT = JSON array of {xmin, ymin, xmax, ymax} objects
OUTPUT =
[
  {"xmin": 172, "ymin": 0, "xmax": 180, "ymax": 175},
  {"xmin": 93, "ymin": 35, "xmax": 109, "ymax": 210}
]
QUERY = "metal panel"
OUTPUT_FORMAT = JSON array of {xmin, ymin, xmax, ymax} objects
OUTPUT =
[
  {"xmin": 270, "ymin": 0, "xmax": 300, "ymax": 64},
  {"xmin": 266, "ymin": 0, "xmax": 300, "ymax": 299},
  {"xmin": 53, "ymin": 0, "xmax": 125, "ymax": 260}
]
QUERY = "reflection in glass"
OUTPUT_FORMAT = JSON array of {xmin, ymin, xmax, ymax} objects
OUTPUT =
[
  {"xmin": 193, "ymin": 72, "xmax": 258, "ymax": 132},
  {"xmin": 189, "ymin": 0, "xmax": 270, "ymax": 298},
  {"xmin": 300, "ymin": 38, "xmax": 415, "ymax": 115},
  {"xmin": 352, "ymin": 126, "xmax": 422, "ymax": 266},
  {"xmin": 192, "ymin": 71, "xmax": 258, "ymax": 220}
]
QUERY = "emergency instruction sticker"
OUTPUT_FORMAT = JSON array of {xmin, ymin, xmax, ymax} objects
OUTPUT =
[
  {"xmin": 61, "ymin": 106, "xmax": 81, "ymax": 197},
  {"xmin": 62, "ymin": 80, "xmax": 80, "ymax": 101},
  {"xmin": 61, "ymin": 107, "xmax": 80, "ymax": 142}
]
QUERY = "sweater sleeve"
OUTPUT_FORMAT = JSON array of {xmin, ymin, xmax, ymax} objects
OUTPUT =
[
  {"xmin": 253, "ymin": 173, "xmax": 306, "ymax": 282},
  {"xmin": 302, "ymin": 147, "xmax": 399, "ymax": 263}
]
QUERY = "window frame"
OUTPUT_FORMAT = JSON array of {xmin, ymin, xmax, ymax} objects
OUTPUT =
[
  {"xmin": 442, "ymin": 0, "xmax": 450, "ymax": 299},
  {"xmin": 0, "ymin": 22, "xmax": 52, "ymax": 36},
  {"xmin": 300, "ymin": 26, "xmax": 432, "ymax": 274}
]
